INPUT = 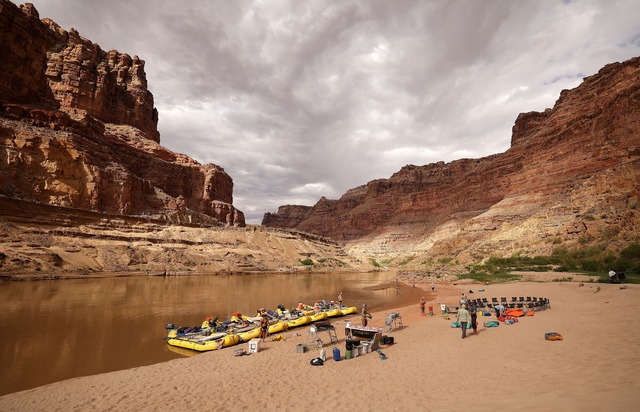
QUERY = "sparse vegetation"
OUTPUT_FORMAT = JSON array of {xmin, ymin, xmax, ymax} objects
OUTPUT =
[
  {"xmin": 467, "ymin": 243, "xmax": 640, "ymax": 283},
  {"xmin": 300, "ymin": 259, "xmax": 314, "ymax": 266},
  {"xmin": 398, "ymin": 256, "xmax": 414, "ymax": 266},
  {"xmin": 457, "ymin": 271, "xmax": 522, "ymax": 284},
  {"xmin": 552, "ymin": 277, "xmax": 573, "ymax": 282},
  {"xmin": 368, "ymin": 258, "xmax": 381, "ymax": 267}
]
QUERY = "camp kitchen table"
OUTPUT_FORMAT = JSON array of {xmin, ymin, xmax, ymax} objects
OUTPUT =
[{"xmin": 345, "ymin": 324, "xmax": 383, "ymax": 350}]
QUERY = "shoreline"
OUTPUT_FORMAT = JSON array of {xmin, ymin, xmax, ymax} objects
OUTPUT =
[{"xmin": 1, "ymin": 276, "xmax": 639, "ymax": 411}]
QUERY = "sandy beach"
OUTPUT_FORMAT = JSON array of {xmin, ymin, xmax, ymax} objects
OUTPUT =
[{"xmin": 1, "ymin": 277, "xmax": 638, "ymax": 412}]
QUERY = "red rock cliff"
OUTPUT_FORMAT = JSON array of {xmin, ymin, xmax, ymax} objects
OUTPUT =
[
  {"xmin": 0, "ymin": 1, "xmax": 244, "ymax": 226},
  {"xmin": 264, "ymin": 56, "xmax": 640, "ymax": 261}
]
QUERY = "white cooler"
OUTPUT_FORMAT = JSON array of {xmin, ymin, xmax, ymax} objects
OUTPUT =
[{"xmin": 248, "ymin": 338, "xmax": 261, "ymax": 353}]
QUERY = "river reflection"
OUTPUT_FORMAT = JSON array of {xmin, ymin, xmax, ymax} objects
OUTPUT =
[{"xmin": 0, "ymin": 271, "xmax": 399, "ymax": 395}]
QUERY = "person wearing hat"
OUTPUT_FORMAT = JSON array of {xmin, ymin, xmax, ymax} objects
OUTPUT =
[
  {"xmin": 361, "ymin": 304, "xmax": 372, "ymax": 327},
  {"xmin": 457, "ymin": 303, "xmax": 471, "ymax": 339}
]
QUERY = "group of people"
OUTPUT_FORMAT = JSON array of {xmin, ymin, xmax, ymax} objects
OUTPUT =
[{"xmin": 456, "ymin": 293, "xmax": 478, "ymax": 339}]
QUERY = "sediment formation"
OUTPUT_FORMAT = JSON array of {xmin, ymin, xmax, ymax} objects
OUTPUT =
[
  {"xmin": 0, "ymin": 1, "xmax": 244, "ymax": 226},
  {"xmin": 264, "ymin": 56, "xmax": 640, "ymax": 263},
  {"xmin": 0, "ymin": 2, "xmax": 320, "ymax": 276}
]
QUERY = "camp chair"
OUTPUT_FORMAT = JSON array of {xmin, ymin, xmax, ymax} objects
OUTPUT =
[
  {"xmin": 500, "ymin": 297, "xmax": 507, "ymax": 304},
  {"xmin": 518, "ymin": 296, "xmax": 524, "ymax": 302},
  {"xmin": 516, "ymin": 303, "xmax": 523, "ymax": 309},
  {"xmin": 491, "ymin": 297, "xmax": 498, "ymax": 304},
  {"xmin": 482, "ymin": 298, "xmax": 488, "ymax": 304},
  {"xmin": 511, "ymin": 297, "xmax": 517, "ymax": 302},
  {"xmin": 526, "ymin": 297, "xmax": 532, "ymax": 302},
  {"xmin": 532, "ymin": 297, "xmax": 538, "ymax": 302}
]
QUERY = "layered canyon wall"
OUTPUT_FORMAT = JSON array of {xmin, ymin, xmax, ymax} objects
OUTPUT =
[
  {"xmin": 264, "ymin": 56, "xmax": 640, "ymax": 262},
  {"xmin": 0, "ymin": 1, "xmax": 244, "ymax": 227}
]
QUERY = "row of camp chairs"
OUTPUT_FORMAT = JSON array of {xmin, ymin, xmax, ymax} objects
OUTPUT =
[{"xmin": 469, "ymin": 297, "xmax": 550, "ymax": 311}]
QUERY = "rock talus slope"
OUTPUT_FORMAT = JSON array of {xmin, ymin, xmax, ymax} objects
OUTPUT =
[
  {"xmin": 0, "ymin": 2, "xmax": 348, "ymax": 276},
  {"xmin": 264, "ymin": 56, "xmax": 640, "ymax": 262}
]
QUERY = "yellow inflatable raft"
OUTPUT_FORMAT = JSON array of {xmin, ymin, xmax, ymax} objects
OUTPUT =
[
  {"xmin": 309, "ymin": 312, "xmax": 328, "ymax": 322},
  {"xmin": 286, "ymin": 316, "xmax": 311, "ymax": 329},
  {"xmin": 237, "ymin": 327, "xmax": 261, "ymax": 342},
  {"xmin": 166, "ymin": 333, "xmax": 240, "ymax": 352},
  {"xmin": 324, "ymin": 308, "xmax": 343, "ymax": 318},
  {"xmin": 340, "ymin": 306, "xmax": 357, "ymax": 315},
  {"xmin": 268, "ymin": 321, "xmax": 289, "ymax": 334}
]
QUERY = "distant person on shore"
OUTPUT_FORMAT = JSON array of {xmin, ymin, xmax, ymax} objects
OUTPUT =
[
  {"xmin": 494, "ymin": 303, "xmax": 505, "ymax": 318},
  {"xmin": 469, "ymin": 301, "xmax": 478, "ymax": 335},
  {"xmin": 338, "ymin": 292, "xmax": 343, "ymax": 308},
  {"xmin": 259, "ymin": 314, "xmax": 269, "ymax": 341},
  {"xmin": 460, "ymin": 293, "xmax": 467, "ymax": 305},
  {"xmin": 456, "ymin": 303, "xmax": 470, "ymax": 339},
  {"xmin": 420, "ymin": 297, "xmax": 426, "ymax": 316},
  {"xmin": 431, "ymin": 283, "xmax": 435, "ymax": 292},
  {"xmin": 362, "ymin": 304, "xmax": 372, "ymax": 327}
]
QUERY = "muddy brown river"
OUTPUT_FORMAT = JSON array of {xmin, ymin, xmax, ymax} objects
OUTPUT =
[{"xmin": 0, "ymin": 271, "xmax": 409, "ymax": 395}]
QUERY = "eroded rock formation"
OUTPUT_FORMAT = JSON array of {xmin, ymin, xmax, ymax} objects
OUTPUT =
[
  {"xmin": 264, "ymin": 56, "xmax": 640, "ymax": 262},
  {"xmin": 0, "ymin": 1, "xmax": 244, "ymax": 227}
]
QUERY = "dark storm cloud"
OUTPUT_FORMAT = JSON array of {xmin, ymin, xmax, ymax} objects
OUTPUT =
[{"xmin": 24, "ymin": 0, "xmax": 640, "ymax": 223}]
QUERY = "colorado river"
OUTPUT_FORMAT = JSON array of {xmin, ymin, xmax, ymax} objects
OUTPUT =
[{"xmin": 0, "ymin": 271, "xmax": 407, "ymax": 395}]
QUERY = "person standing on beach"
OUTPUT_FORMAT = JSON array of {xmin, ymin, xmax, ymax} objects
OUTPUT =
[
  {"xmin": 431, "ymin": 283, "xmax": 435, "ymax": 292},
  {"xmin": 338, "ymin": 292, "xmax": 343, "ymax": 308},
  {"xmin": 469, "ymin": 301, "xmax": 478, "ymax": 335},
  {"xmin": 362, "ymin": 304, "xmax": 372, "ymax": 326},
  {"xmin": 456, "ymin": 304, "xmax": 470, "ymax": 339},
  {"xmin": 259, "ymin": 314, "xmax": 269, "ymax": 341},
  {"xmin": 419, "ymin": 297, "xmax": 426, "ymax": 316}
]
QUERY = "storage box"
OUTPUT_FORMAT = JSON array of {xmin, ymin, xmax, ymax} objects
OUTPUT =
[
  {"xmin": 296, "ymin": 343, "xmax": 307, "ymax": 353},
  {"xmin": 248, "ymin": 338, "xmax": 261, "ymax": 353}
]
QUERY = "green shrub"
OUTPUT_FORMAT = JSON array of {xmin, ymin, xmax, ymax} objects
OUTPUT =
[
  {"xmin": 300, "ymin": 259, "xmax": 314, "ymax": 266},
  {"xmin": 552, "ymin": 277, "xmax": 573, "ymax": 282}
]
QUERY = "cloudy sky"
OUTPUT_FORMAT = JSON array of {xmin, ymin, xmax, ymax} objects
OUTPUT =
[{"xmin": 24, "ymin": 0, "xmax": 640, "ymax": 223}]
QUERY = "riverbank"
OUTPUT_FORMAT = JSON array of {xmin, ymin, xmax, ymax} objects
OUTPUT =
[{"xmin": 1, "ymin": 277, "xmax": 638, "ymax": 411}]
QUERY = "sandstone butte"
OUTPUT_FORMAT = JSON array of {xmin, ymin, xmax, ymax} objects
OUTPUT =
[
  {"xmin": 263, "ymin": 55, "xmax": 640, "ymax": 265},
  {"xmin": 0, "ymin": 1, "xmax": 358, "ymax": 277},
  {"xmin": 1, "ymin": 1, "xmax": 639, "ymax": 279}
]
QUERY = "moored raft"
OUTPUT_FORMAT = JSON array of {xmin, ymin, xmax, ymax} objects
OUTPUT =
[
  {"xmin": 324, "ymin": 308, "xmax": 342, "ymax": 318},
  {"xmin": 340, "ymin": 306, "xmax": 357, "ymax": 315},
  {"xmin": 268, "ymin": 320, "xmax": 289, "ymax": 334},
  {"xmin": 309, "ymin": 312, "xmax": 328, "ymax": 322},
  {"xmin": 286, "ymin": 315, "xmax": 311, "ymax": 328},
  {"xmin": 166, "ymin": 333, "xmax": 240, "ymax": 352},
  {"xmin": 237, "ymin": 326, "xmax": 261, "ymax": 342}
]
